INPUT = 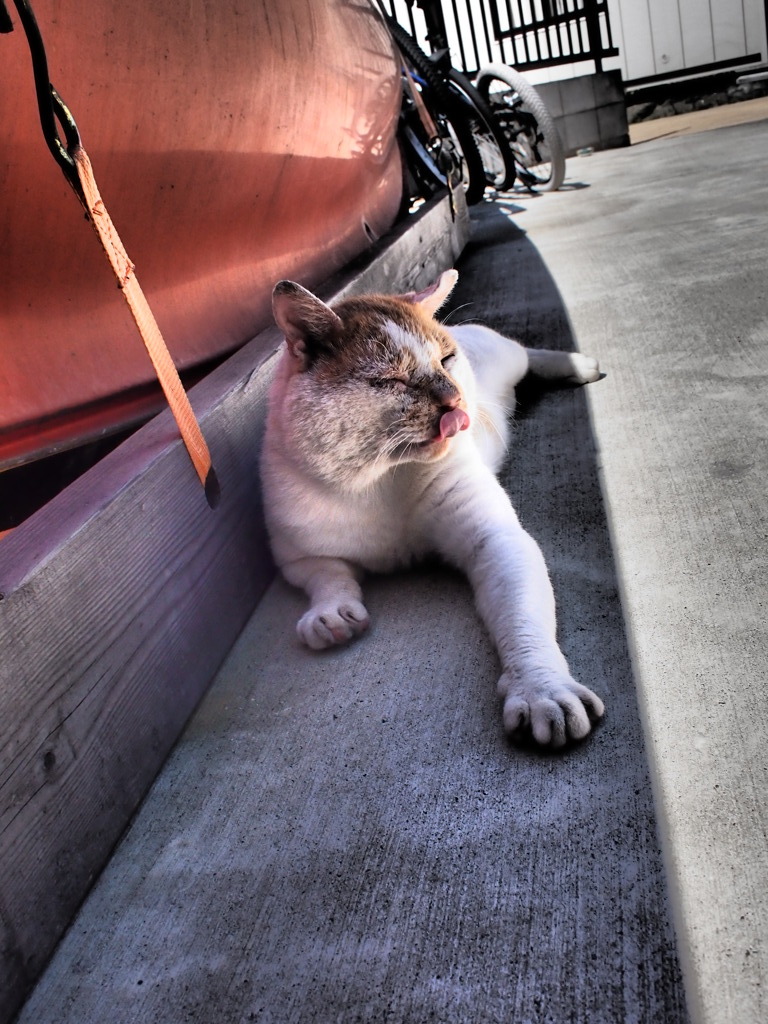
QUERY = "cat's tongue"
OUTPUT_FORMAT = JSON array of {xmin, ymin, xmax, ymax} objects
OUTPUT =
[{"xmin": 438, "ymin": 408, "xmax": 470, "ymax": 441}]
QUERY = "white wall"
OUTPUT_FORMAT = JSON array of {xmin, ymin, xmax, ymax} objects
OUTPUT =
[{"xmin": 611, "ymin": 0, "xmax": 768, "ymax": 83}]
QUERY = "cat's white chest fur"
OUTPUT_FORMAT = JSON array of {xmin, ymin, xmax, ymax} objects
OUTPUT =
[
  {"xmin": 261, "ymin": 464, "xmax": 410, "ymax": 572},
  {"xmin": 262, "ymin": 436, "xmax": 468, "ymax": 573}
]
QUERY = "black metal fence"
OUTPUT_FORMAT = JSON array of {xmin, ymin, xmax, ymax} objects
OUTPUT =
[{"xmin": 380, "ymin": 0, "xmax": 619, "ymax": 75}]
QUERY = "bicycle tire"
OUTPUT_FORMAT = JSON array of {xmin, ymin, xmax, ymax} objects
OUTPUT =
[
  {"xmin": 436, "ymin": 97, "xmax": 488, "ymax": 204},
  {"xmin": 447, "ymin": 69, "xmax": 517, "ymax": 190},
  {"xmin": 385, "ymin": 18, "xmax": 453, "ymax": 108},
  {"xmin": 387, "ymin": 18, "xmax": 488, "ymax": 204},
  {"xmin": 476, "ymin": 63, "xmax": 565, "ymax": 192}
]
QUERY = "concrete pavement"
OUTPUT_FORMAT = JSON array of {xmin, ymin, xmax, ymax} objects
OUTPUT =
[{"xmin": 16, "ymin": 114, "xmax": 768, "ymax": 1023}]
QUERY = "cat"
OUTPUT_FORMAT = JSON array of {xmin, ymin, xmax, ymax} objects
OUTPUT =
[{"xmin": 260, "ymin": 269, "xmax": 605, "ymax": 748}]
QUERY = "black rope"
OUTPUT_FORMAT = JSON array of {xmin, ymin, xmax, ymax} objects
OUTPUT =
[
  {"xmin": 0, "ymin": 1, "xmax": 14, "ymax": 34},
  {"xmin": 3, "ymin": 0, "xmax": 83, "ymax": 196}
]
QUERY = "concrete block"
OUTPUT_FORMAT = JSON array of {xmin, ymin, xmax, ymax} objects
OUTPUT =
[
  {"xmin": 593, "ymin": 68, "xmax": 626, "ymax": 106},
  {"xmin": 562, "ymin": 108, "xmax": 601, "ymax": 153},
  {"xmin": 540, "ymin": 72, "xmax": 629, "ymax": 155},
  {"xmin": 560, "ymin": 74, "xmax": 597, "ymax": 115},
  {"xmin": 536, "ymin": 80, "xmax": 565, "ymax": 118},
  {"xmin": 597, "ymin": 102, "xmax": 631, "ymax": 149}
]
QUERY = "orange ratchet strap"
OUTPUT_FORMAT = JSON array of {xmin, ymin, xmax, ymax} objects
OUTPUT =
[{"xmin": 72, "ymin": 146, "xmax": 221, "ymax": 508}]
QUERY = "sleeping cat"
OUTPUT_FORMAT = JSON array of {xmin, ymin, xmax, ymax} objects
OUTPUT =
[{"xmin": 260, "ymin": 269, "xmax": 604, "ymax": 748}]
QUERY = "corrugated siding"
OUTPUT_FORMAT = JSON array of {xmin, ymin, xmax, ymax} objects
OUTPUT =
[{"xmin": 611, "ymin": 0, "xmax": 766, "ymax": 81}]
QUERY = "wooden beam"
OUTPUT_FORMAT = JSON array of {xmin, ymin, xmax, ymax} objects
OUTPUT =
[{"xmin": 0, "ymin": 191, "xmax": 470, "ymax": 1024}]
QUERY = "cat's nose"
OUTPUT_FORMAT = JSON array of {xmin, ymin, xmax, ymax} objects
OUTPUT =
[{"xmin": 432, "ymin": 379, "xmax": 462, "ymax": 409}]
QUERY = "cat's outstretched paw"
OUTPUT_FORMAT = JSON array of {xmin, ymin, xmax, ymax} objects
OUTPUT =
[
  {"xmin": 566, "ymin": 353, "xmax": 601, "ymax": 385},
  {"xmin": 297, "ymin": 600, "xmax": 370, "ymax": 650},
  {"xmin": 498, "ymin": 671, "xmax": 604, "ymax": 749}
]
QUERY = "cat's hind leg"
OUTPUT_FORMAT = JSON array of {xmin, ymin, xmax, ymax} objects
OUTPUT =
[
  {"xmin": 526, "ymin": 348, "xmax": 601, "ymax": 385},
  {"xmin": 451, "ymin": 323, "xmax": 530, "ymax": 400},
  {"xmin": 282, "ymin": 556, "xmax": 370, "ymax": 650}
]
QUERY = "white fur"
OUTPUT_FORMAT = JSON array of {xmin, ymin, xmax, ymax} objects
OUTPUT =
[{"xmin": 261, "ymin": 284, "xmax": 604, "ymax": 748}]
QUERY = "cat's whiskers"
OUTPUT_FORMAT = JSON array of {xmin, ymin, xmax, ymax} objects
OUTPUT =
[
  {"xmin": 442, "ymin": 303, "xmax": 476, "ymax": 327},
  {"xmin": 368, "ymin": 425, "xmax": 413, "ymax": 476},
  {"xmin": 474, "ymin": 396, "xmax": 514, "ymax": 445},
  {"xmin": 379, "ymin": 415, "xmax": 442, "ymax": 470},
  {"xmin": 382, "ymin": 424, "xmax": 417, "ymax": 459}
]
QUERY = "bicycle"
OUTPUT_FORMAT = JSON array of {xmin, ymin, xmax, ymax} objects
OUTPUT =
[
  {"xmin": 386, "ymin": 15, "xmax": 515, "ymax": 206},
  {"xmin": 382, "ymin": 10, "xmax": 565, "ymax": 201}
]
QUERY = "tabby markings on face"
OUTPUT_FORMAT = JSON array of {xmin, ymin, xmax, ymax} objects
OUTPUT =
[
  {"xmin": 354, "ymin": 313, "xmax": 469, "ymax": 459},
  {"xmin": 274, "ymin": 286, "xmax": 471, "ymax": 485}
]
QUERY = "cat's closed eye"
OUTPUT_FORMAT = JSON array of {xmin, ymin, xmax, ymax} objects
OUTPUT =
[
  {"xmin": 369, "ymin": 376, "xmax": 408, "ymax": 391},
  {"xmin": 441, "ymin": 352, "xmax": 457, "ymax": 368}
]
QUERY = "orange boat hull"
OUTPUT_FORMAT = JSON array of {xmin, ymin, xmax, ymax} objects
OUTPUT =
[{"xmin": 0, "ymin": 0, "xmax": 403, "ymax": 468}]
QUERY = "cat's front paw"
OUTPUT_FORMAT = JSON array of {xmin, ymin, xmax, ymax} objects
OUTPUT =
[
  {"xmin": 567, "ymin": 353, "xmax": 601, "ymax": 385},
  {"xmin": 498, "ymin": 671, "xmax": 604, "ymax": 749},
  {"xmin": 297, "ymin": 600, "xmax": 370, "ymax": 650}
]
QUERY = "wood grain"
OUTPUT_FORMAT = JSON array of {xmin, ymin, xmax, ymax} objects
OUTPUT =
[{"xmin": 0, "ymin": 191, "xmax": 469, "ymax": 1024}]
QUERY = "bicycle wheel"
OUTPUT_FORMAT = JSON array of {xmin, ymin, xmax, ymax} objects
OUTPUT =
[
  {"xmin": 385, "ymin": 18, "xmax": 453, "ymax": 108},
  {"xmin": 447, "ymin": 69, "xmax": 517, "ymax": 191},
  {"xmin": 476, "ymin": 63, "xmax": 565, "ymax": 192},
  {"xmin": 387, "ymin": 19, "xmax": 488, "ymax": 205},
  {"xmin": 435, "ymin": 95, "xmax": 488, "ymax": 204}
]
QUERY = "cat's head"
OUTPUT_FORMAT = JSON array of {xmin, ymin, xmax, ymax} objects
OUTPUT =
[{"xmin": 271, "ymin": 270, "xmax": 473, "ymax": 490}]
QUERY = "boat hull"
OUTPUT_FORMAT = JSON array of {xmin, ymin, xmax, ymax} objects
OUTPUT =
[{"xmin": 0, "ymin": 0, "xmax": 403, "ymax": 467}]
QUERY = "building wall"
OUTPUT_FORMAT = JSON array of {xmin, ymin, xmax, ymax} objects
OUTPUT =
[{"xmin": 611, "ymin": 0, "xmax": 768, "ymax": 84}]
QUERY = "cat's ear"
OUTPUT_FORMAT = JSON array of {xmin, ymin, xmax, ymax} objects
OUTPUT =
[
  {"xmin": 401, "ymin": 269, "xmax": 459, "ymax": 318},
  {"xmin": 272, "ymin": 280, "xmax": 342, "ymax": 368}
]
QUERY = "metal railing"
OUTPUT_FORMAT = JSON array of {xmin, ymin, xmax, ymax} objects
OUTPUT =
[{"xmin": 380, "ymin": 0, "xmax": 619, "ymax": 75}]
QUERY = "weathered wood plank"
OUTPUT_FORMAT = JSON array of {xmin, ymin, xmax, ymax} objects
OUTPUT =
[{"xmin": 0, "ymin": 191, "xmax": 469, "ymax": 1024}]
